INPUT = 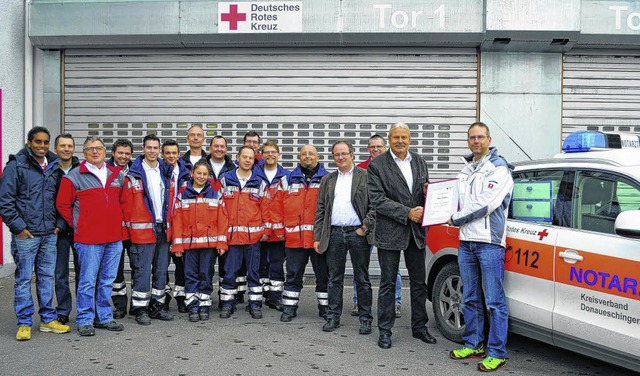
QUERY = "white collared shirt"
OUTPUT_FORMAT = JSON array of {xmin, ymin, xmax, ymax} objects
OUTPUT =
[
  {"xmin": 85, "ymin": 161, "xmax": 108, "ymax": 187},
  {"xmin": 392, "ymin": 150, "xmax": 413, "ymax": 193},
  {"xmin": 330, "ymin": 166, "xmax": 361, "ymax": 227},
  {"xmin": 172, "ymin": 164, "xmax": 180, "ymax": 198},
  {"xmin": 210, "ymin": 160, "xmax": 225, "ymax": 179},
  {"xmin": 142, "ymin": 159, "xmax": 165, "ymax": 223},
  {"xmin": 264, "ymin": 167, "xmax": 278, "ymax": 184}
]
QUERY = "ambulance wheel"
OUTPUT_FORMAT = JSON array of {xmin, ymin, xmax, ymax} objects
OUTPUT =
[{"xmin": 432, "ymin": 262, "xmax": 464, "ymax": 343}]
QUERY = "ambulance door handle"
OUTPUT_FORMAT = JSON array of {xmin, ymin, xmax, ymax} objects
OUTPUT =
[{"xmin": 559, "ymin": 250, "xmax": 583, "ymax": 264}]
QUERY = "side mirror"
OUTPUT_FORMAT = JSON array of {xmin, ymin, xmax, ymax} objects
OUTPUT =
[{"xmin": 614, "ymin": 210, "xmax": 640, "ymax": 238}]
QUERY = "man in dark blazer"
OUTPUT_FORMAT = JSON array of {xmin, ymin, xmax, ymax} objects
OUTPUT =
[
  {"xmin": 367, "ymin": 122, "xmax": 437, "ymax": 349},
  {"xmin": 314, "ymin": 141, "xmax": 376, "ymax": 335}
]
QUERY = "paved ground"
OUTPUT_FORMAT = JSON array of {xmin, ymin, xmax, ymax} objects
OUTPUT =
[{"xmin": 0, "ymin": 276, "xmax": 635, "ymax": 376}]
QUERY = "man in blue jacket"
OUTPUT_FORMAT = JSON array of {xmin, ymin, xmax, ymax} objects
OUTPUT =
[{"xmin": 0, "ymin": 126, "xmax": 71, "ymax": 341}]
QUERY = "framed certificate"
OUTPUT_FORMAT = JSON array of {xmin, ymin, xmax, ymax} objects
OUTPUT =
[{"xmin": 422, "ymin": 178, "xmax": 459, "ymax": 227}]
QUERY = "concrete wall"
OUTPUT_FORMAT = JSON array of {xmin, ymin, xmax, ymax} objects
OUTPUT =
[{"xmin": 0, "ymin": 0, "xmax": 25, "ymax": 277}]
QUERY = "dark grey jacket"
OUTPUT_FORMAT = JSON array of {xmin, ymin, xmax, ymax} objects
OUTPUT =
[
  {"xmin": 367, "ymin": 150, "xmax": 429, "ymax": 251},
  {"xmin": 314, "ymin": 166, "xmax": 375, "ymax": 254}
]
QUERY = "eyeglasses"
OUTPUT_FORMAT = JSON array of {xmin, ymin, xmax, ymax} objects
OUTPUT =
[
  {"xmin": 262, "ymin": 151, "xmax": 278, "ymax": 156},
  {"xmin": 468, "ymin": 136, "xmax": 487, "ymax": 141},
  {"xmin": 333, "ymin": 152, "xmax": 351, "ymax": 158},
  {"xmin": 83, "ymin": 146, "xmax": 105, "ymax": 152}
]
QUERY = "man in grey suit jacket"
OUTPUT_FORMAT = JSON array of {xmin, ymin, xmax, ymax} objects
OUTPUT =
[
  {"xmin": 367, "ymin": 122, "xmax": 437, "ymax": 349},
  {"xmin": 314, "ymin": 141, "xmax": 376, "ymax": 335}
]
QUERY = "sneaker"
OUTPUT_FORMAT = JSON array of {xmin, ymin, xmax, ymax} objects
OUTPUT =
[
  {"xmin": 249, "ymin": 306, "xmax": 263, "ymax": 319},
  {"xmin": 220, "ymin": 306, "xmax": 234, "ymax": 319},
  {"xmin": 188, "ymin": 311, "xmax": 200, "ymax": 322},
  {"xmin": 94, "ymin": 321, "xmax": 124, "ymax": 331},
  {"xmin": 135, "ymin": 311, "xmax": 152, "ymax": 326},
  {"xmin": 78, "ymin": 325, "xmax": 95, "ymax": 337},
  {"xmin": 478, "ymin": 357, "xmax": 506, "ymax": 372},
  {"xmin": 395, "ymin": 304, "xmax": 401, "ymax": 318},
  {"xmin": 359, "ymin": 320, "xmax": 372, "ymax": 335},
  {"xmin": 57, "ymin": 314, "xmax": 69, "ymax": 325},
  {"xmin": 39, "ymin": 320, "xmax": 71, "ymax": 334},
  {"xmin": 16, "ymin": 326, "xmax": 31, "ymax": 341},
  {"xmin": 450, "ymin": 346, "xmax": 486, "ymax": 360},
  {"xmin": 350, "ymin": 304, "xmax": 359, "ymax": 316}
]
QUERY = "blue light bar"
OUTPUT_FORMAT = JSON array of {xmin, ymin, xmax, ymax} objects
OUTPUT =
[{"xmin": 562, "ymin": 131, "xmax": 608, "ymax": 153}]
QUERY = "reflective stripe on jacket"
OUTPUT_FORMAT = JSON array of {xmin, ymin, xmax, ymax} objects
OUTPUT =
[
  {"xmin": 56, "ymin": 161, "xmax": 125, "ymax": 244},
  {"xmin": 220, "ymin": 168, "xmax": 269, "ymax": 245},
  {"xmin": 171, "ymin": 180, "xmax": 228, "ymax": 254},
  {"xmin": 121, "ymin": 156, "xmax": 173, "ymax": 244},
  {"xmin": 283, "ymin": 164, "xmax": 328, "ymax": 249}
]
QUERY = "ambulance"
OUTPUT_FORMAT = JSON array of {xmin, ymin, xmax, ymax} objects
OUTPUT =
[{"xmin": 425, "ymin": 131, "xmax": 640, "ymax": 372}]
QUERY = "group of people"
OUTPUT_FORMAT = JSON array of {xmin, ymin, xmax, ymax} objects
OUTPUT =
[{"xmin": 0, "ymin": 121, "xmax": 513, "ymax": 373}]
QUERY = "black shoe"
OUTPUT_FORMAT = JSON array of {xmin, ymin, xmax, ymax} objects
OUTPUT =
[
  {"xmin": 220, "ymin": 306, "xmax": 234, "ymax": 319},
  {"xmin": 188, "ymin": 311, "xmax": 200, "ymax": 322},
  {"xmin": 149, "ymin": 309, "xmax": 174, "ymax": 321},
  {"xmin": 94, "ymin": 320, "xmax": 124, "ymax": 332},
  {"xmin": 199, "ymin": 308, "xmax": 210, "ymax": 321},
  {"xmin": 318, "ymin": 306, "xmax": 328, "ymax": 319},
  {"xmin": 266, "ymin": 300, "xmax": 284, "ymax": 312},
  {"xmin": 177, "ymin": 299, "xmax": 188, "ymax": 314},
  {"xmin": 350, "ymin": 304, "xmax": 359, "ymax": 317},
  {"xmin": 378, "ymin": 333, "xmax": 392, "ymax": 349},
  {"xmin": 163, "ymin": 294, "xmax": 173, "ymax": 311},
  {"xmin": 359, "ymin": 321, "xmax": 372, "ymax": 335},
  {"xmin": 135, "ymin": 311, "xmax": 152, "ymax": 326},
  {"xmin": 412, "ymin": 328, "xmax": 437, "ymax": 344},
  {"xmin": 280, "ymin": 306, "xmax": 297, "ymax": 322},
  {"xmin": 249, "ymin": 306, "xmax": 263, "ymax": 319},
  {"xmin": 57, "ymin": 314, "xmax": 69, "ymax": 325},
  {"xmin": 112, "ymin": 309, "xmax": 126, "ymax": 319},
  {"xmin": 245, "ymin": 304, "xmax": 251, "ymax": 312},
  {"xmin": 236, "ymin": 293, "xmax": 245, "ymax": 304},
  {"xmin": 322, "ymin": 318, "xmax": 340, "ymax": 332},
  {"xmin": 78, "ymin": 325, "xmax": 95, "ymax": 337}
]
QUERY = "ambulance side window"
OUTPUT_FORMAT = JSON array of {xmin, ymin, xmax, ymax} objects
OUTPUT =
[
  {"xmin": 510, "ymin": 170, "xmax": 570, "ymax": 226},
  {"xmin": 574, "ymin": 171, "xmax": 640, "ymax": 235}
]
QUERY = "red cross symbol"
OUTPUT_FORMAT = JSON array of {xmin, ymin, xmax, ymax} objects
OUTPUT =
[
  {"xmin": 221, "ymin": 4, "xmax": 246, "ymax": 30},
  {"xmin": 537, "ymin": 228, "xmax": 549, "ymax": 241}
]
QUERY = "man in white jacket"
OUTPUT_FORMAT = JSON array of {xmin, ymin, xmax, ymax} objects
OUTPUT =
[{"xmin": 447, "ymin": 122, "xmax": 514, "ymax": 373}]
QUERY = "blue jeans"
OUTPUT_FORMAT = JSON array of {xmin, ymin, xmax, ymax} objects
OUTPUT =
[
  {"xmin": 326, "ymin": 229, "xmax": 372, "ymax": 321},
  {"xmin": 354, "ymin": 246, "xmax": 401, "ymax": 305},
  {"xmin": 75, "ymin": 241, "xmax": 123, "ymax": 326},
  {"xmin": 12, "ymin": 234, "xmax": 58, "ymax": 326},
  {"xmin": 55, "ymin": 231, "xmax": 79, "ymax": 316},
  {"xmin": 458, "ymin": 241, "xmax": 508, "ymax": 359}
]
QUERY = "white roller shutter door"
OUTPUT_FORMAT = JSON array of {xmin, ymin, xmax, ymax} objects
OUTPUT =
[
  {"xmin": 63, "ymin": 47, "xmax": 478, "ymax": 278},
  {"xmin": 563, "ymin": 51, "xmax": 640, "ymax": 139}
]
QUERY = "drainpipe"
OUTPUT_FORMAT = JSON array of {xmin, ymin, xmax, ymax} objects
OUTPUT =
[{"xmin": 24, "ymin": 0, "xmax": 33, "ymax": 141}]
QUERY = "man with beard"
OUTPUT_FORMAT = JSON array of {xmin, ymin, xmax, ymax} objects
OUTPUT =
[{"xmin": 280, "ymin": 144, "xmax": 329, "ymax": 322}]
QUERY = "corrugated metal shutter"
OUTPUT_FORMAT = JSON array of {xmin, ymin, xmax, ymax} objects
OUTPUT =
[
  {"xmin": 563, "ymin": 52, "xmax": 640, "ymax": 139},
  {"xmin": 63, "ymin": 47, "xmax": 478, "ymax": 278}
]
